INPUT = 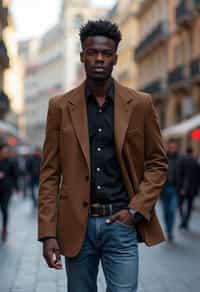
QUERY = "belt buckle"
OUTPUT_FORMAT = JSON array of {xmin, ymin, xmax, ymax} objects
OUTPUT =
[{"xmin": 89, "ymin": 203, "xmax": 101, "ymax": 217}]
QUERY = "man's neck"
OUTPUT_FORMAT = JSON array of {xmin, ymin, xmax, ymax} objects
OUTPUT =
[{"xmin": 86, "ymin": 78, "xmax": 113, "ymax": 98}]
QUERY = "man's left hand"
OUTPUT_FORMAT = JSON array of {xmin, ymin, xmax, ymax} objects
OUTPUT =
[{"xmin": 107, "ymin": 209, "xmax": 134, "ymax": 226}]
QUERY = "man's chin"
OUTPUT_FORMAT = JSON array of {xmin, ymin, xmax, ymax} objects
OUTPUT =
[{"xmin": 90, "ymin": 74, "xmax": 109, "ymax": 81}]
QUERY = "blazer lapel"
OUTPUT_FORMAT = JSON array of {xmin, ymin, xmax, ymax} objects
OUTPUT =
[
  {"xmin": 67, "ymin": 82, "xmax": 90, "ymax": 175},
  {"xmin": 114, "ymin": 81, "xmax": 135, "ymax": 157}
]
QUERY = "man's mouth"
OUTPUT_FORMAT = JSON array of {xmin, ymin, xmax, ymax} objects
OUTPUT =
[{"xmin": 93, "ymin": 67, "xmax": 105, "ymax": 72}]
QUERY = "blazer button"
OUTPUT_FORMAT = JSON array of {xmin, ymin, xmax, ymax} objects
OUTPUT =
[
  {"xmin": 83, "ymin": 201, "xmax": 89, "ymax": 208},
  {"xmin": 85, "ymin": 176, "xmax": 89, "ymax": 182}
]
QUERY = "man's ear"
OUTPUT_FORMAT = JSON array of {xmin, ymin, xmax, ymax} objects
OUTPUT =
[{"xmin": 80, "ymin": 52, "xmax": 84, "ymax": 63}]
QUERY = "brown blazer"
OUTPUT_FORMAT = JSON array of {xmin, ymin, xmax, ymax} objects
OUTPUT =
[{"xmin": 38, "ymin": 80, "xmax": 168, "ymax": 257}]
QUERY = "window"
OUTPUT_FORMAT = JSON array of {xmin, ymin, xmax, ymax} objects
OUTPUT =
[{"xmin": 74, "ymin": 14, "xmax": 84, "ymax": 29}]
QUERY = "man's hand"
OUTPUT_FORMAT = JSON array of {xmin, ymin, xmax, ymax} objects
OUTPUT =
[
  {"xmin": 107, "ymin": 209, "xmax": 134, "ymax": 226},
  {"xmin": 43, "ymin": 238, "xmax": 62, "ymax": 270}
]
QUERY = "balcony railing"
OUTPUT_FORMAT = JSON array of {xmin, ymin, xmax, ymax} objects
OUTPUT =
[
  {"xmin": 134, "ymin": 21, "xmax": 168, "ymax": 61},
  {"xmin": 176, "ymin": 0, "xmax": 193, "ymax": 28},
  {"xmin": 142, "ymin": 80, "xmax": 162, "ymax": 95},
  {"xmin": 168, "ymin": 65, "xmax": 187, "ymax": 86},
  {"xmin": 190, "ymin": 58, "xmax": 200, "ymax": 78},
  {"xmin": 0, "ymin": 39, "xmax": 9, "ymax": 68}
]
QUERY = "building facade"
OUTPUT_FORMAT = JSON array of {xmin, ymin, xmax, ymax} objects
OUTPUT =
[
  {"xmin": 166, "ymin": 0, "xmax": 200, "ymax": 127},
  {"xmin": 135, "ymin": 0, "xmax": 169, "ymax": 129},
  {"xmin": 107, "ymin": 0, "xmax": 140, "ymax": 89},
  {"xmin": 19, "ymin": 25, "xmax": 65, "ymax": 146},
  {"xmin": 0, "ymin": 0, "xmax": 10, "ymax": 120},
  {"xmin": 108, "ymin": 0, "xmax": 200, "ymax": 154}
]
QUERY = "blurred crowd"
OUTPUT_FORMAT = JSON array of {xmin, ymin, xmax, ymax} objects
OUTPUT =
[
  {"xmin": 0, "ymin": 143, "xmax": 41, "ymax": 241},
  {"xmin": 161, "ymin": 139, "xmax": 200, "ymax": 242},
  {"xmin": 0, "ymin": 138, "xmax": 200, "ymax": 243}
]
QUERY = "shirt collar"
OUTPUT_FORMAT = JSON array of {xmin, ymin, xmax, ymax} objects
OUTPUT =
[{"xmin": 85, "ymin": 79, "xmax": 114, "ymax": 103}]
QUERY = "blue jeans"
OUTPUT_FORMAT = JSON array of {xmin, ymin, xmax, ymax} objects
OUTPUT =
[
  {"xmin": 161, "ymin": 185, "xmax": 178, "ymax": 237},
  {"xmin": 65, "ymin": 216, "xmax": 138, "ymax": 292}
]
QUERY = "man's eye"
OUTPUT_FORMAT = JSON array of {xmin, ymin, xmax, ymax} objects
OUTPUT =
[
  {"xmin": 87, "ymin": 50, "xmax": 96, "ymax": 55},
  {"xmin": 103, "ymin": 51, "xmax": 113, "ymax": 57}
]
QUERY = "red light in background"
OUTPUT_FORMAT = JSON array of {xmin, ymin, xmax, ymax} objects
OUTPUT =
[
  {"xmin": 192, "ymin": 130, "xmax": 200, "ymax": 140},
  {"xmin": 7, "ymin": 136, "xmax": 17, "ymax": 146}
]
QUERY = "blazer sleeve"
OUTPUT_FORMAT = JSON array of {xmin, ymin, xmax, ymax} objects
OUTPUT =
[
  {"xmin": 38, "ymin": 97, "xmax": 61, "ymax": 241},
  {"xmin": 128, "ymin": 95, "xmax": 168, "ymax": 222}
]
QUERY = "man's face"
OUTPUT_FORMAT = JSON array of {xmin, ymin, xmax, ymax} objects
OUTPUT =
[
  {"xmin": 80, "ymin": 36, "xmax": 118, "ymax": 81},
  {"xmin": 167, "ymin": 142, "xmax": 177, "ymax": 155},
  {"xmin": 0, "ymin": 147, "xmax": 9, "ymax": 159}
]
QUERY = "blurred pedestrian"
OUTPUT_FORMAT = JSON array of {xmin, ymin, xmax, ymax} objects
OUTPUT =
[
  {"xmin": 17, "ymin": 153, "xmax": 29, "ymax": 198},
  {"xmin": 160, "ymin": 139, "xmax": 181, "ymax": 242},
  {"xmin": 0, "ymin": 143, "xmax": 19, "ymax": 241},
  {"xmin": 38, "ymin": 20, "xmax": 168, "ymax": 292},
  {"xmin": 178, "ymin": 147, "xmax": 200, "ymax": 229},
  {"xmin": 26, "ymin": 147, "xmax": 41, "ymax": 208}
]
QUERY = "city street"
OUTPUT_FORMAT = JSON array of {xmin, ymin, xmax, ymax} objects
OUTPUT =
[{"xmin": 0, "ymin": 194, "xmax": 200, "ymax": 292}]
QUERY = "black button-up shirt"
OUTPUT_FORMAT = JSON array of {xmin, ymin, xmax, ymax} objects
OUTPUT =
[{"xmin": 86, "ymin": 81, "xmax": 129, "ymax": 205}]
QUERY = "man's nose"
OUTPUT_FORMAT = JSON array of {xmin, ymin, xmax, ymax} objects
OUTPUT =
[{"xmin": 96, "ymin": 52, "xmax": 104, "ymax": 62}]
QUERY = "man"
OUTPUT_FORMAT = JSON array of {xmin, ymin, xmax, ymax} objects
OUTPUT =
[
  {"xmin": 38, "ymin": 20, "xmax": 168, "ymax": 292},
  {"xmin": 0, "ymin": 143, "xmax": 18, "ymax": 241},
  {"xmin": 178, "ymin": 147, "xmax": 200, "ymax": 229},
  {"xmin": 26, "ymin": 147, "xmax": 41, "ymax": 208},
  {"xmin": 160, "ymin": 139, "xmax": 180, "ymax": 242}
]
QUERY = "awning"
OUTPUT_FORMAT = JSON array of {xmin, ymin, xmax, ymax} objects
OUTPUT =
[{"xmin": 162, "ymin": 114, "xmax": 200, "ymax": 138}]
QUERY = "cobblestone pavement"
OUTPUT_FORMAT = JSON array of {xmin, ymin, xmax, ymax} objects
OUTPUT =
[{"xmin": 0, "ymin": 194, "xmax": 200, "ymax": 292}]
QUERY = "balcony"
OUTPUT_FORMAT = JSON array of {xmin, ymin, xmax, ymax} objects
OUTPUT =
[
  {"xmin": 190, "ymin": 58, "xmax": 200, "ymax": 81},
  {"xmin": 176, "ymin": 0, "xmax": 193, "ymax": 28},
  {"xmin": 193, "ymin": 0, "xmax": 200, "ymax": 11},
  {"xmin": 0, "ymin": 3, "xmax": 9, "ymax": 27},
  {"xmin": 168, "ymin": 65, "xmax": 189, "ymax": 89},
  {"xmin": 0, "ymin": 39, "xmax": 9, "ymax": 68},
  {"xmin": 0, "ymin": 90, "xmax": 10, "ymax": 119},
  {"xmin": 134, "ymin": 21, "xmax": 168, "ymax": 61},
  {"xmin": 142, "ymin": 80, "xmax": 162, "ymax": 95}
]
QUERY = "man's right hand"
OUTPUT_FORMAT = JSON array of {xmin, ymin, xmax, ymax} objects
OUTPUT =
[{"xmin": 43, "ymin": 238, "xmax": 62, "ymax": 270}]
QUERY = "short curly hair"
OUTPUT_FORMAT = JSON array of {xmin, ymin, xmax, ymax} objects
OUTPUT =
[{"xmin": 79, "ymin": 19, "xmax": 122, "ymax": 50}]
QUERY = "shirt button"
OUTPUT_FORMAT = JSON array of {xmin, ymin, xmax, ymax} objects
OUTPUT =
[
  {"xmin": 97, "ymin": 147, "xmax": 101, "ymax": 152},
  {"xmin": 97, "ymin": 185, "xmax": 101, "ymax": 190},
  {"xmin": 98, "ymin": 128, "xmax": 102, "ymax": 133},
  {"xmin": 96, "ymin": 167, "xmax": 100, "ymax": 172}
]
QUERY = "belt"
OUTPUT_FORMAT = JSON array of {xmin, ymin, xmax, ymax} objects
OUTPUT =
[{"xmin": 88, "ymin": 203, "xmax": 128, "ymax": 217}]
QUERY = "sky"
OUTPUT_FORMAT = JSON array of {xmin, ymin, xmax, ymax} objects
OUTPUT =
[{"xmin": 11, "ymin": 0, "xmax": 116, "ymax": 41}]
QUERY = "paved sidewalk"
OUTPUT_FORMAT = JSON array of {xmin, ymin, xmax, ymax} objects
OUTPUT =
[{"xmin": 0, "ymin": 194, "xmax": 200, "ymax": 292}]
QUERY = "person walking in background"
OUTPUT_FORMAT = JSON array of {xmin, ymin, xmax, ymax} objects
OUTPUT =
[
  {"xmin": 38, "ymin": 20, "xmax": 168, "ymax": 292},
  {"xmin": 178, "ymin": 147, "xmax": 200, "ymax": 230},
  {"xmin": 17, "ymin": 151, "xmax": 29, "ymax": 198},
  {"xmin": 160, "ymin": 139, "xmax": 182, "ymax": 242},
  {"xmin": 26, "ymin": 147, "xmax": 41, "ymax": 208},
  {"xmin": 0, "ymin": 143, "xmax": 19, "ymax": 241}
]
